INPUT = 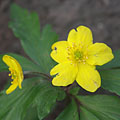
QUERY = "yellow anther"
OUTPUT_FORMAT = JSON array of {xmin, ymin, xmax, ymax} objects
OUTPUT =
[{"xmin": 8, "ymin": 73, "xmax": 11, "ymax": 76}]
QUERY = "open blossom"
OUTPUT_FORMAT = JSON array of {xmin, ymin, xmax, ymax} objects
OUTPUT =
[
  {"xmin": 50, "ymin": 26, "xmax": 114, "ymax": 92},
  {"xmin": 2, "ymin": 55, "xmax": 24, "ymax": 94}
]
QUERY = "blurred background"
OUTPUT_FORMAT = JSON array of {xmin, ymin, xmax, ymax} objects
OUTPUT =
[{"xmin": 0, "ymin": 0, "xmax": 120, "ymax": 90}]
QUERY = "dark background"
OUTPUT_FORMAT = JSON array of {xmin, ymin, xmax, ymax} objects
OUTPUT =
[{"xmin": 0, "ymin": 0, "xmax": 120, "ymax": 97}]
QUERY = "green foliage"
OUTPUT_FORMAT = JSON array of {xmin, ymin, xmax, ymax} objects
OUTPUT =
[
  {"xmin": 34, "ymin": 85, "xmax": 65, "ymax": 120},
  {"xmin": 100, "ymin": 69, "xmax": 120, "ymax": 95},
  {"xmin": 9, "ymin": 4, "xmax": 58, "ymax": 73},
  {"xmin": 69, "ymin": 87, "xmax": 80, "ymax": 95},
  {"xmin": 78, "ymin": 95, "xmax": 120, "ymax": 120},
  {"xmin": 56, "ymin": 99, "xmax": 79, "ymax": 120},
  {"xmin": 80, "ymin": 106, "xmax": 99, "ymax": 120},
  {"xmin": 0, "ymin": 77, "xmax": 39, "ymax": 120},
  {"xmin": 24, "ymin": 106, "xmax": 39, "ymax": 120},
  {"xmin": 56, "ymin": 94, "xmax": 120, "ymax": 120},
  {"xmin": 0, "ymin": 77, "xmax": 65, "ymax": 120}
]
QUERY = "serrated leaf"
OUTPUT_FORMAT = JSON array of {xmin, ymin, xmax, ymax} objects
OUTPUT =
[
  {"xmin": 56, "ymin": 99, "xmax": 79, "ymax": 120},
  {"xmin": 0, "ymin": 53, "xmax": 42, "ymax": 72},
  {"xmin": 9, "ymin": 4, "xmax": 41, "ymax": 65},
  {"xmin": 97, "ymin": 50, "xmax": 120, "ymax": 70},
  {"xmin": 78, "ymin": 95, "xmax": 120, "ymax": 120},
  {"xmin": 9, "ymin": 4, "xmax": 58, "ymax": 73},
  {"xmin": 100, "ymin": 69, "xmax": 120, "ymax": 96}
]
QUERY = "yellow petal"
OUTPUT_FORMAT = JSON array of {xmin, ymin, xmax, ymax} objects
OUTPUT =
[
  {"xmin": 68, "ymin": 26, "xmax": 93, "ymax": 48},
  {"xmin": 6, "ymin": 83, "xmax": 18, "ymax": 94},
  {"xmin": 87, "ymin": 43, "xmax": 114, "ymax": 66},
  {"xmin": 2, "ymin": 55, "xmax": 24, "ymax": 89},
  {"xmin": 76, "ymin": 63, "xmax": 101, "ymax": 92},
  {"xmin": 3, "ymin": 55, "xmax": 18, "ymax": 70},
  {"xmin": 50, "ymin": 62, "xmax": 78, "ymax": 86},
  {"xmin": 50, "ymin": 41, "xmax": 69, "ymax": 63}
]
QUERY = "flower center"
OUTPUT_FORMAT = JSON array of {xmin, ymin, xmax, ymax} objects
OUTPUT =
[
  {"xmin": 9, "ymin": 68, "xmax": 17, "ymax": 80},
  {"xmin": 74, "ymin": 50, "xmax": 83, "ymax": 60},
  {"xmin": 67, "ymin": 44, "xmax": 88, "ymax": 64}
]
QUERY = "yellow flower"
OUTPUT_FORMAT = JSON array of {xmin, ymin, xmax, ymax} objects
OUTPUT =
[
  {"xmin": 50, "ymin": 26, "xmax": 114, "ymax": 92},
  {"xmin": 2, "ymin": 55, "xmax": 24, "ymax": 94}
]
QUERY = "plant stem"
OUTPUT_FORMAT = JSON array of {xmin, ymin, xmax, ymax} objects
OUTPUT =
[
  {"xmin": 24, "ymin": 71, "xmax": 52, "ymax": 80},
  {"xmin": 64, "ymin": 88, "xmax": 81, "ymax": 119}
]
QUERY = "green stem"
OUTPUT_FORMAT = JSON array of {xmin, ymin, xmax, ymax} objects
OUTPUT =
[
  {"xmin": 24, "ymin": 71, "xmax": 52, "ymax": 80},
  {"xmin": 64, "ymin": 88, "xmax": 81, "ymax": 120}
]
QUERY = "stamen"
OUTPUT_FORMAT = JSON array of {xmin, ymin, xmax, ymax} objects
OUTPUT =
[
  {"xmin": 8, "ymin": 67, "xmax": 17, "ymax": 80},
  {"xmin": 72, "ymin": 43, "xmax": 75, "ymax": 47},
  {"xmin": 68, "ymin": 52, "xmax": 71, "ymax": 55},
  {"xmin": 74, "ymin": 50, "xmax": 83, "ymax": 60},
  {"xmin": 8, "ymin": 73, "xmax": 11, "ymax": 76},
  {"xmin": 67, "ymin": 44, "xmax": 88, "ymax": 64},
  {"xmin": 67, "ymin": 57, "xmax": 70, "ymax": 59}
]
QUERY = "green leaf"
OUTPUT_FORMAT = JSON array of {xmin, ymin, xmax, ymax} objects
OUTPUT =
[
  {"xmin": 100, "ymin": 69, "xmax": 120, "ymax": 96},
  {"xmin": 0, "ymin": 77, "xmax": 36, "ymax": 120},
  {"xmin": 24, "ymin": 106, "xmax": 39, "ymax": 120},
  {"xmin": 0, "ymin": 77, "xmax": 65, "ymax": 120},
  {"xmin": 38, "ymin": 25, "xmax": 58, "ymax": 73},
  {"xmin": 9, "ymin": 4, "xmax": 58, "ymax": 73},
  {"xmin": 80, "ymin": 106, "xmax": 99, "ymax": 120},
  {"xmin": 56, "ymin": 99, "xmax": 79, "ymax": 120},
  {"xmin": 69, "ymin": 87, "xmax": 80, "ymax": 95},
  {"xmin": 56, "ymin": 88, "xmax": 66, "ymax": 101},
  {"xmin": 0, "ymin": 53, "xmax": 42, "ymax": 72},
  {"xmin": 0, "ymin": 77, "xmax": 43, "ymax": 120},
  {"xmin": 78, "ymin": 95, "xmax": 120, "ymax": 120},
  {"xmin": 34, "ymin": 88, "xmax": 57, "ymax": 120},
  {"xmin": 9, "ymin": 4, "xmax": 41, "ymax": 65},
  {"xmin": 34, "ymin": 85, "xmax": 65, "ymax": 120},
  {"xmin": 97, "ymin": 50, "xmax": 120, "ymax": 70}
]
